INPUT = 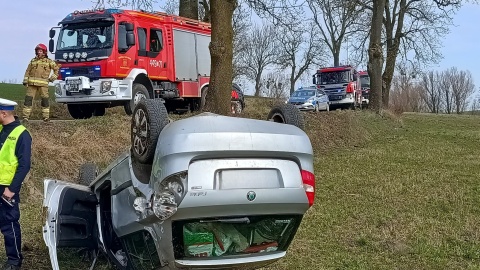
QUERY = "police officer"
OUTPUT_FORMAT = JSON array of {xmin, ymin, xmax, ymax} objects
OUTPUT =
[
  {"xmin": 0, "ymin": 98, "xmax": 32, "ymax": 270},
  {"xmin": 22, "ymin": 43, "xmax": 60, "ymax": 123}
]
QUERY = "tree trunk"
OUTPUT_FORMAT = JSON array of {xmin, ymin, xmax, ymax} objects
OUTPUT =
[
  {"xmin": 367, "ymin": 0, "xmax": 386, "ymax": 113},
  {"xmin": 204, "ymin": 0, "xmax": 236, "ymax": 115},
  {"xmin": 290, "ymin": 68, "xmax": 296, "ymax": 95},
  {"xmin": 381, "ymin": 44, "xmax": 399, "ymax": 109},
  {"xmin": 179, "ymin": 0, "xmax": 199, "ymax": 20},
  {"xmin": 333, "ymin": 43, "xmax": 341, "ymax": 66},
  {"xmin": 254, "ymin": 71, "xmax": 262, "ymax": 96}
]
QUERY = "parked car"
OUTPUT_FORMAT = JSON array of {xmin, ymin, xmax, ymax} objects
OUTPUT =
[
  {"xmin": 42, "ymin": 101, "xmax": 315, "ymax": 270},
  {"xmin": 286, "ymin": 86, "xmax": 330, "ymax": 112}
]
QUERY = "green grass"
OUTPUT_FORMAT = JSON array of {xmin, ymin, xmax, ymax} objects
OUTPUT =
[
  {"xmin": 1, "ymin": 82, "xmax": 479, "ymax": 269},
  {"xmin": 0, "ymin": 83, "xmax": 56, "ymax": 101},
  {"xmin": 264, "ymin": 112, "xmax": 480, "ymax": 270}
]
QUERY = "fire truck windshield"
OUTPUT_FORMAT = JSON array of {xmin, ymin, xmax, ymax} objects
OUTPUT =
[
  {"xmin": 360, "ymin": 75, "xmax": 370, "ymax": 88},
  {"xmin": 318, "ymin": 71, "xmax": 350, "ymax": 85},
  {"xmin": 57, "ymin": 22, "xmax": 114, "ymax": 51}
]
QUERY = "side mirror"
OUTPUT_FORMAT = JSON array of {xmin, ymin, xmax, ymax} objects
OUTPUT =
[
  {"xmin": 125, "ymin": 22, "xmax": 134, "ymax": 32},
  {"xmin": 49, "ymin": 29, "xmax": 56, "ymax": 39},
  {"xmin": 353, "ymin": 74, "xmax": 357, "ymax": 81},
  {"xmin": 126, "ymin": 33, "xmax": 136, "ymax": 46},
  {"xmin": 312, "ymin": 75, "xmax": 316, "ymax": 85},
  {"xmin": 49, "ymin": 39, "xmax": 55, "ymax": 53}
]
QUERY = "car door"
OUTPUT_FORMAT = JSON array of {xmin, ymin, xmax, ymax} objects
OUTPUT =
[{"xmin": 43, "ymin": 179, "xmax": 98, "ymax": 270}]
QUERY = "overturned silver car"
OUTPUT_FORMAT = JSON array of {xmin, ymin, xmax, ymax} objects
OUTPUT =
[{"xmin": 42, "ymin": 100, "xmax": 315, "ymax": 269}]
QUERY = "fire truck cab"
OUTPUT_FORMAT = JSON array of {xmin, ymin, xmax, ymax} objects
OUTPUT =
[
  {"xmin": 312, "ymin": 65, "xmax": 362, "ymax": 110},
  {"xmin": 48, "ymin": 8, "xmax": 244, "ymax": 118}
]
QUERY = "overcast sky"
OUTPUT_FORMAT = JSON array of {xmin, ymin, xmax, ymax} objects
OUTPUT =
[{"xmin": 1, "ymin": 1, "xmax": 478, "ymax": 96}]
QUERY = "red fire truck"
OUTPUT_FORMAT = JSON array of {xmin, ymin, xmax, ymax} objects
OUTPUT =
[
  {"xmin": 48, "ymin": 8, "xmax": 245, "ymax": 118},
  {"xmin": 312, "ymin": 65, "xmax": 362, "ymax": 109}
]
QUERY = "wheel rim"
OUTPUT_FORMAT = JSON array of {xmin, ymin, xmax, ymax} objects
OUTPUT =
[
  {"xmin": 132, "ymin": 108, "xmax": 149, "ymax": 156},
  {"xmin": 134, "ymin": 91, "xmax": 147, "ymax": 107}
]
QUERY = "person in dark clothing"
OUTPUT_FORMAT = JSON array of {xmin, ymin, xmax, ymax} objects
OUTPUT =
[{"xmin": 0, "ymin": 98, "xmax": 32, "ymax": 270}]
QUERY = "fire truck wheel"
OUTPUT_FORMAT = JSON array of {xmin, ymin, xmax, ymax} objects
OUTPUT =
[
  {"xmin": 125, "ymin": 83, "xmax": 151, "ymax": 115},
  {"xmin": 67, "ymin": 104, "xmax": 94, "ymax": 119},
  {"xmin": 131, "ymin": 98, "xmax": 169, "ymax": 164},
  {"xmin": 78, "ymin": 162, "xmax": 98, "ymax": 186},
  {"xmin": 93, "ymin": 105, "xmax": 106, "ymax": 116},
  {"xmin": 267, "ymin": 104, "xmax": 305, "ymax": 131}
]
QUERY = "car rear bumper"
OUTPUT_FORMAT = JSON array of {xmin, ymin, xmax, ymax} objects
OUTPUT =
[{"xmin": 175, "ymin": 251, "xmax": 286, "ymax": 269}]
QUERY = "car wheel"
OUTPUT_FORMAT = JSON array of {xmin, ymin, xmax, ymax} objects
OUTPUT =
[
  {"xmin": 124, "ymin": 83, "xmax": 150, "ymax": 116},
  {"xmin": 267, "ymin": 104, "xmax": 305, "ymax": 131},
  {"xmin": 131, "ymin": 98, "xmax": 169, "ymax": 164},
  {"xmin": 78, "ymin": 162, "xmax": 98, "ymax": 186}
]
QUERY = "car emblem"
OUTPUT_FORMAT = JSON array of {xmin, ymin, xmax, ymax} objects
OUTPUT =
[{"xmin": 246, "ymin": 191, "xmax": 256, "ymax": 201}]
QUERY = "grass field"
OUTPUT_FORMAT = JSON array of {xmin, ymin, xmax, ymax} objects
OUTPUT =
[{"xmin": 0, "ymin": 83, "xmax": 479, "ymax": 269}]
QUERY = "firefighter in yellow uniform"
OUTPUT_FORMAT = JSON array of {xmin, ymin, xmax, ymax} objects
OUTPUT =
[{"xmin": 22, "ymin": 44, "xmax": 60, "ymax": 122}]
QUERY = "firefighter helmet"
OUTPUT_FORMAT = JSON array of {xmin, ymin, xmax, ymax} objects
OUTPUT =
[{"xmin": 35, "ymin": 43, "xmax": 48, "ymax": 54}]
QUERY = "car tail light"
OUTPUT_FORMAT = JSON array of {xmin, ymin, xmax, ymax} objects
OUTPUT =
[
  {"xmin": 231, "ymin": 90, "xmax": 239, "ymax": 99},
  {"xmin": 301, "ymin": 170, "xmax": 315, "ymax": 207},
  {"xmin": 151, "ymin": 171, "xmax": 188, "ymax": 220}
]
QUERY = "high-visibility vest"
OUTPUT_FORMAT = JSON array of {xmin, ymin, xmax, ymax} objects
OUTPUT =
[{"xmin": 0, "ymin": 125, "xmax": 27, "ymax": 185}]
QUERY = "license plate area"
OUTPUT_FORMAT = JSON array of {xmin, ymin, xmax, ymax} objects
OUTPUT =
[
  {"xmin": 66, "ymin": 79, "xmax": 81, "ymax": 92},
  {"xmin": 172, "ymin": 215, "xmax": 302, "ymax": 259}
]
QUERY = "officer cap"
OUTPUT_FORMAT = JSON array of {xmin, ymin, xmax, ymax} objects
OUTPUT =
[{"xmin": 0, "ymin": 98, "xmax": 18, "ymax": 111}]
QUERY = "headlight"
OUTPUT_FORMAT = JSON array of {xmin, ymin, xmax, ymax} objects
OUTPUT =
[
  {"xmin": 62, "ymin": 53, "xmax": 68, "ymax": 60},
  {"xmin": 75, "ymin": 52, "xmax": 81, "ymax": 58},
  {"xmin": 101, "ymin": 81, "xmax": 112, "ymax": 93},
  {"xmin": 68, "ymin": 52, "xmax": 74, "ymax": 59},
  {"xmin": 55, "ymin": 84, "xmax": 62, "ymax": 95},
  {"xmin": 151, "ymin": 171, "xmax": 188, "ymax": 221},
  {"xmin": 307, "ymin": 98, "xmax": 314, "ymax": 103},
  {"xmin": 81, "ymin": 52, "xmax": 88, "ymax": 58}
]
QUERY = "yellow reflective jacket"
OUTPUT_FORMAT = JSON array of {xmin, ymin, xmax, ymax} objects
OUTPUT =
[
  {"xmin": 0, "ymin": 125, "xmax": 27, "ymax": 185},
  {"xmin": 23, "ymin": 57, "xmax": 60, "ymax": 87}
]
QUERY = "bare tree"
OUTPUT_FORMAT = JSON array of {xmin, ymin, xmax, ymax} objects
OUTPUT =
[
  {"xmin": 275, "ymin": 21, "xmax": 326, "ymax": 94},
  {"xmin": 307, "ymin": 0, "xmax": 364, "ymax": 67},
  {"xmin": 438, "ymin": 69, "xmax": 453, "ymax": 113},
  {"xmin": 94, "ymin": 0, "xmax": 158, "ymax": 10},
  {"xmin": 236, "ymin": 24, "xmax": 278, "ymax": 96},
  {"xmin": 390, "ymin": 67, "xmax": 424, "ymax": 112},
  {"xmin": 160, "ymin": 0, "xmax": 179, "ymax": 14},
  {"xmin": 261, "ymin": 72, "xmax": 290, "ymax": 99},
  {"xmin": 203, "ymin": 0, "xmax": 238, "ymax": 114},
  {"xmin": 449, "ymin": 67, "xmax": 475, "ymax": 114},
  {"xmin": 420, "ymin": 71, "xmax": 442, "ymax": 113},
  {"xmin": 232, "ymin": 3, "xmax": 252, "ymax": 80},
  {"xmin": 367, "ymin": 0, "xmax": 386, "ymax": 112}
]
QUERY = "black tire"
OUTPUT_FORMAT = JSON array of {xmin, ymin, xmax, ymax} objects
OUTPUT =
[
  {"xmin": 131, "ymin": 156, "xmax": 152, "ymax": 184},
  {"xmin": 79, "ymin": 162, "xmax": 98, "ymax": 186},
  {"xmin": 67, "ymin": 104, "xmax": 94, "ymax": 119},
  {"xmin": 131, "ymin": 99, "xmax": 169, "ymax": 164},
  {"xmin": 124, "ymin": 83, "xmax": 150, "ymax": 116},
  {"xmin": 267, "ymin": 104, "xmax": 305, "ymax": 130},
  {"xmin": 93, "ymin": 105, "xmax": 106, "ymax": 116}
]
